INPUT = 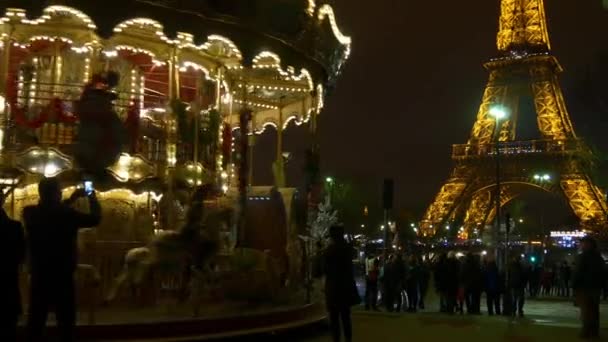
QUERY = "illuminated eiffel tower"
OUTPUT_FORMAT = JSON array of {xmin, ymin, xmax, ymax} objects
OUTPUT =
[{"xmin": 420, "ymin": 0, "xmax": 608, "ymax": 236}]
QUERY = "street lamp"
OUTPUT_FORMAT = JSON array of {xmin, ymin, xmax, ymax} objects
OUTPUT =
[
  {"xmin": 532, "ymin": 172, "xmax": 552, "ymax": 247},
  {"xmin": 489, "ymin": 105, "xmax": 508, "ymax": 263},
  {"xmin": 325, "ymin": 176, "xmax": 334, "ymax": 205},
  {"xmin": 490, "ymin": 106, "xmax": 508, "ymax": 120},
  {"xmin": 534, "ymin": 173, "xmax": 551, "ymax": 182}
]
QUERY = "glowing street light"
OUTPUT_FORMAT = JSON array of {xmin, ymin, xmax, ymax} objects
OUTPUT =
[
  {"xmin": 325, "ymin": 176, "xmax": 335, "ymax": 205},
  {"xmin": 489, "ymin": 106, "xmax": 508, "ymax": 120},
  {"xmin": 533, "ymin": 173, "xmax": 552, "ymax": 182}
]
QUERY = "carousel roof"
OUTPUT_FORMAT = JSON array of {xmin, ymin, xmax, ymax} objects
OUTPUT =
[
  {"xmin": 1, "ymin": 0, "xmax": 350, "ymax": 87},
  {"xmin": 0, "ymin": 0, "xmax": 351, "ymax": 134}
]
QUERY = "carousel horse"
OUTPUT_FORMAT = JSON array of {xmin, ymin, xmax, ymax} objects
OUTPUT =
[{"xmin": 105, "ymin": 186, "xmax": 233, "ymax": 304}]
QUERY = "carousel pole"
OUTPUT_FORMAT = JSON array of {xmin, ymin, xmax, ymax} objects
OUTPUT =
[
  {"xmin": 52, "ymin": 39, "xmax": 63, "ymax": 147},
  {"xmin": 10, "ymin": 188, "xmax": 15, "ymax": 219},
  {"xmin": 304, "ymin": 91, "xmax": 319, "ymax": 305},
  {"xmin": 274, "ymin": 96, "xmax": 285, "ymax": 188},
  {"xmin": 248, "ymin": 122, "xmax": 255, "ymax": 188},
  {"xmin": 215, "ymin": 67, "xmax": 223, "ymax": 184},
  {"xmin": 165, "ymin": 46, "xmax": 180, "ymax": 229},
  {"xmin": 193, "ymin": 75, "xmax": 202, "ymax": 166},
  {"xmin": 0, "ymin": 26, "xmax": 12, "ymax": 152},
  {"xmin": 228, "ymin": 83, "xmax": 235, "ymax": 187},
  {"xmin": 309, "ymin": 90, "xmax": 320, "ymax": 201},
  {"xmin": 51, "ymin": 39, "xmax": 62, "ymax": 96},
  {"xmin": 236, "ymin": 82, "xmax": 252, "ymax": 248}
]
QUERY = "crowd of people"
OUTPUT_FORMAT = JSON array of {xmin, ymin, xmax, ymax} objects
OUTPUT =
[
  {"xmin": 355, "ymin": 240, "xmax": 606, "ymax": 340},
  {"xmin": 364, "ymin": 253, "xmax": 431, "ymax": 313},
  {"xmin": 361, "ymin": 251, "xmax": 585, "ymax": 317}
]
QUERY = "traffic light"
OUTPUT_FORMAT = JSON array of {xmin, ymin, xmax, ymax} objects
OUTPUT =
[{"xmin": 530, "ymin": 255, "xmax": 537, "ymax": 263}]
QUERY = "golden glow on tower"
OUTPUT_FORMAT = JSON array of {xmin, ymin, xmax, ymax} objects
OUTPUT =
[
  {"xmin": 421, "ymin": 0, "xmax": 608, "ymax": 236},
  {"xmin": 497, "ymin": 0, "xmax": 551, "ymax": 52}
]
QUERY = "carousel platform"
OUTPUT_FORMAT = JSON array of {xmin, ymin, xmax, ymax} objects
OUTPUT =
[{"xmin": 16, "ymin": 302, "xmax": 326, "ymax": 341}]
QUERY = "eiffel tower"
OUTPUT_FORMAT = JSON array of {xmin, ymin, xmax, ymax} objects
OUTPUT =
[{"xmin": 420, "ymin": 0, "xmax": 608, "ymax": 236}]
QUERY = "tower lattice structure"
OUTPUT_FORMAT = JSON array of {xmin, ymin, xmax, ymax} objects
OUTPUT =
[{"xmin": 420, "ymin": 0, "xmax": 608, "ymax": 236}]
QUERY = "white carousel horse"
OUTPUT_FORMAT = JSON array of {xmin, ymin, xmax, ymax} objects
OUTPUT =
[{"xmin": 105, "ymin": 189, "xmax": 233, "ymax": 304}]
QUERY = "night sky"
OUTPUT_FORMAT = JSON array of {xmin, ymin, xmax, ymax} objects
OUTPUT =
[{"xmin": 254, "ymin": 0, "xmax": 608, "ymax": 216}]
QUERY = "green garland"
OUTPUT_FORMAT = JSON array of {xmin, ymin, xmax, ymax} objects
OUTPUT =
[
  {"xmin": 171, "ymin": 101, "xmax": 220, "ymax": 145},
  {"xmin": 200, "ymin": 109, "xmax": 220, "ymax": 147}
]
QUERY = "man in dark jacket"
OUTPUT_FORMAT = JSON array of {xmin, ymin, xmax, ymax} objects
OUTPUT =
[
  {"xmin": 418, "ymin": 258, "xmax": 431, "ymax": 310},
  {"xmin": 434, "ymin": 253, "xmax": 448, "ymax": 312},
  {"xmin": 382, "ymin": 254, "xmax": 397, "ymax": 312},
  {"xmin": 463, "ymin": 253, "xmax": 483, "ymax": 314},
  {"xmin": 508, "ymin": 255, "xmax": 527, "ymax": 317},
  {"xmin": 0, "ymin": 187, "xmax": 25, "ymax": 341},
  {"xmin": 364, "ymin": 257, "xmax": 380, "ymax": 311},
  {"xmin": 573, "ymin": 236, "xmax": 606, "ymax": 339},
  {"xmin": 406, "ymin": 255, "xmax": 420, "ymax": 312},
  {"xmin": 484, "ymin": 259, "xmax": 501, "ymax": 315},
  {"xmin": 445, "ymin": 252, "xmax": 461, "ymax": 314},
  {"xmin": 24, "ymin": 178, "xmax": 101, "ymax": 342},
  {"xmin": 323, "ymin": 225, "xmax": 357, "ymax": 342},
  {"xmin": 393, "ymin": 254, "xmax": 407, "ymax": 312}
]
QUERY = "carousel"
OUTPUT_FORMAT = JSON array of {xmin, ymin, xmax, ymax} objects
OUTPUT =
[{"xmin": 0, "ymin": 0, "xmax": 350, "ymax": 337}]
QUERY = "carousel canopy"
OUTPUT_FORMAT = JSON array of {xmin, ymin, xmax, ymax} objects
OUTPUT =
[
  {"xmin": 1, "ymin": 0, "xmax": 350, "ymax": 88},
  {"xmin": 1, "ymin": 0, "xmax": 351, "ymax": 133}
]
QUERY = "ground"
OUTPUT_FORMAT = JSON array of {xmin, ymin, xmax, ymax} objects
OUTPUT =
[{"xmin": 254, "ymin": 294, "xmax": 608, "ymax": 342}]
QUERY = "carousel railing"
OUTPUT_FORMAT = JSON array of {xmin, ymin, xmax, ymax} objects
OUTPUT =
[
  {"xmin": 11, "ymin": 82, "xmax": 169, "ymax": 163},
  {"xmin": 452, "ymin": 139, "xmax": 583, "ymax": 159}
]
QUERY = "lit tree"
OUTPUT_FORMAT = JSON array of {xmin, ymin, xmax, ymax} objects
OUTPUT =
[
  {"xmin": 306, "ymin": 195, "xmax": 339, "ymax": 248},
  {"xmin": 299, "ymin": 195, "xmax": 339, "ymax": 301}
]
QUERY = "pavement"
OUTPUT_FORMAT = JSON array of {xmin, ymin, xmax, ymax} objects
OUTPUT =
[{"xmin": 241, "ymin": 294, "xmax": 608, "ymax": 342}]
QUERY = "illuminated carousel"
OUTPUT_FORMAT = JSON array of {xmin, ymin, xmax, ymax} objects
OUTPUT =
[{"xmin": 0, "ymin": 0, "xmax": 350, "ymax": 338}]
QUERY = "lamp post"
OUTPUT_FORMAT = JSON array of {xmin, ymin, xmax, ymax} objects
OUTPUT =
[
  {"xmin": 534, "ymin": 173, "xmax": 552, "ymax": 242},
  {"xmin": 325, "ymin": 176, "xmax": 334, "ymax": 205},
  {"xmin": 489, "ymin": 106, "xmax": 507, "ymax": 261},
  {"xmin": 490, "ymin": 105, "xmax": 508, "ymax": 315}
]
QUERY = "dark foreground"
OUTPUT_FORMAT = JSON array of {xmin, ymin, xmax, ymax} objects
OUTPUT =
[{"xmin": 216, "ymin": 298, "xmax": 608, "ymax": 342}]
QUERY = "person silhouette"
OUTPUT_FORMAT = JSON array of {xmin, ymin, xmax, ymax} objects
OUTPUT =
[
  {"xmin": 75, "ymin": 71, "xmax": 125, "ymax": 176},
  {"xmin": 323, "ymin": 225, "xmax": 358, "ymax": 342},
  {"xmin": 0, "ymin": 187, "xmax": 25, "ymax": 341},
  {"xmin": 24, "ymin": 178, "xmax": 101, "ymax": 342}
]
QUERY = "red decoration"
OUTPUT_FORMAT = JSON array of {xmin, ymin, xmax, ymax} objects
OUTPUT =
[
  {"xmin": 12, "ymin": 97, "xmax": 77, "ymax": 129},
  {"xmin": 12, "ymin": 101, "xmax": 47, "ymax": 128}
]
